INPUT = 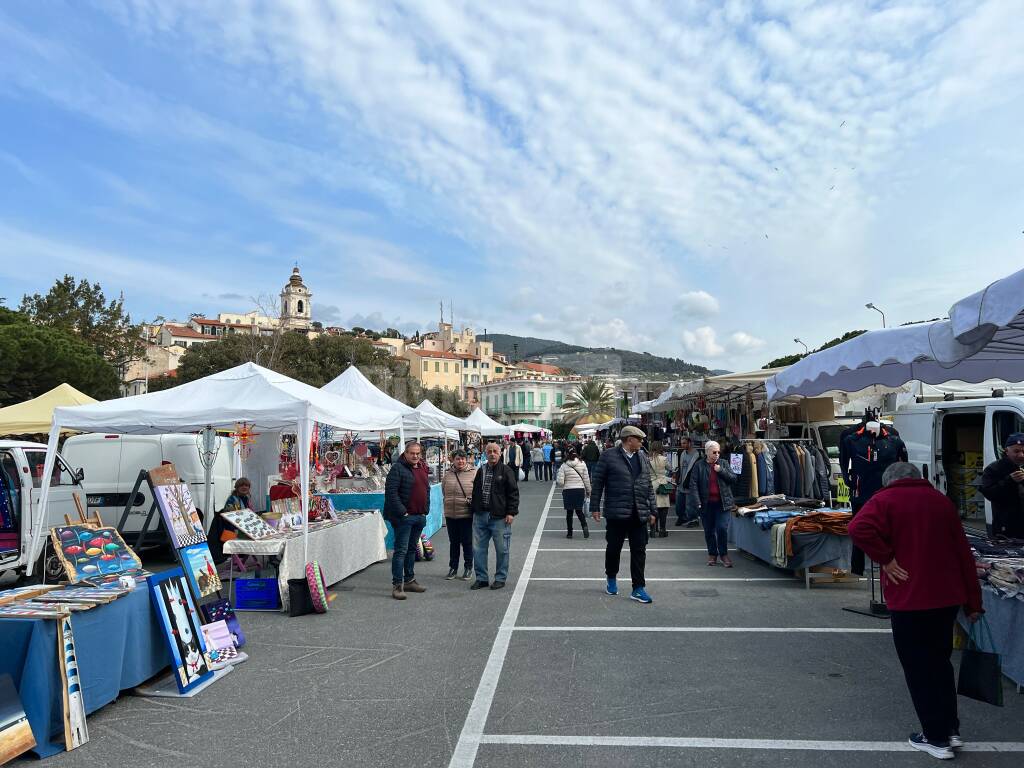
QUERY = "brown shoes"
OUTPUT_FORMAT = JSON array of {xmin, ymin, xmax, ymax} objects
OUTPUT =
[
  {"xmin": 392, "ymin": 585, "xmax": 406, "ymax": 600},
  {"xmin": 403, "ymin": 580, "xmax": 427, "ymax": 593}
]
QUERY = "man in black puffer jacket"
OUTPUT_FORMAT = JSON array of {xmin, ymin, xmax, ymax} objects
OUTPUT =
[{"xmin": 590, "ymin": 426, "xmax": 657, "ymax": 604}]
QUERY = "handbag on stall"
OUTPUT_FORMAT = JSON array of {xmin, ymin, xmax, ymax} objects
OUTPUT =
[{"xmin": 957, "ymin": 617, "xmax": 1003, "ymax": 706}]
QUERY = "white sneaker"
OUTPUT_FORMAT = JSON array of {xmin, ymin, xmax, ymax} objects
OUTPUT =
[
  {"xmin": 908, "ymin": 733, "xmax": 954, "ymax": 760},
  {"xmin": 949, "ymin": 734, "xmax": 963, "ymax": 749}
]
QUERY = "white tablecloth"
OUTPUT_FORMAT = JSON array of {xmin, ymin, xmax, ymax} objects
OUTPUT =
[{"xmin": 224, "ymin": 513, "xmax": 388, "ymax": 609}]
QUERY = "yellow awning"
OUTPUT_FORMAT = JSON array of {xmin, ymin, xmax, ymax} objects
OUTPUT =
[{"xmin": 0, "ymin": 384, "xmax": 98, "ymax": 436}]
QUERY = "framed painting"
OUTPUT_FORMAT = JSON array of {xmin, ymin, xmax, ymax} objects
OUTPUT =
[
  {"xmin": 50, "ymin": 526, "xmax": 143, "ymax": 584},
  {"xmin": 153, "ymin": 483, "xmax": 206, "ymax": 549},
  {"xmin": 220, "ymin": 510, "xmax": 276, "ymax": 540},
  {"xmin": 180, "ymin": 543, "xmax": 222, "ymax": 599},
  {"xmin": 148, "ymin": 569, "xmax": 213, "ymax": 694},
  {"xmin": 200, "ymin": 598, "xmax": 245, "ymax": 647}
]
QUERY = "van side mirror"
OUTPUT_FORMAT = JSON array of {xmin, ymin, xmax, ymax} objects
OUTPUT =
[{"xmin": 75, "ymin": 467, "xmax": 85, "ymax": 483}]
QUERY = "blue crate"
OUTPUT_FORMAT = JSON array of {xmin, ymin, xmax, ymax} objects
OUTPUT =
[{"xmin": 234, "ymin": 577, "xmax": 280, "ymax": 611}]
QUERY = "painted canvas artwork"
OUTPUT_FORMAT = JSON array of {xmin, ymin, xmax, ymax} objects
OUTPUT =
[
  {"xmin": 154, "ymin": 483, "xmax": 206, "ymax": 549},
  {"xmin": 221, "ymin": 510, "xmax": 276, "ymax": 540},
  {"xmin": 201, "ymin": 620, "xmax": 237, "ymax": 666},
  {"xmin": 201, "ymin": 599, "xmax": 244, "ymax": 647},
  {"xmin": 50, "ymin": 526, "xmax": 143, "ymax": 584},
  {"xmin": 180, "ymin": 543, "xmax": 221, "ymax": 599},
  {"xmin": 57, "ymin": 615, "xmax": 89, "ymax": 750},
  {"xmin": 0, "ymin": 673, "xmax": 36, "ymax": 764},
  {"xmin": 149, "ymin": 569, "xmax": 213, "ymax": 694}
]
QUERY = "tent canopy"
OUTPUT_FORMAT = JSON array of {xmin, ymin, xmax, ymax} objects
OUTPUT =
[
  {"xmin": 415, "ymin": 399, "xmax": 469, "ymax": 431},
  {"xmin": 52, "ymin": 362, "xmax": 403, "ymax": 434},
  {"xmin": 0, "ymin": 383, "xmax": 97, "ymax": 435},
  {"xmin": 322, "ymin": 366, "xmax": 446, "ymax": 434},
  {"xmin": 464, "ymin": 408, "xmax": 512, "ymax": 437},
  {"xmin": 650, "ymin": 370, "xmax": 784, "ymax": 412},
  {"xmin": 766, "ymin": 267, "xmax": 1024, "ymax": 401},
  {"xmin": 507, "ymin": 422, "xmax": 548, "ymax": 434}
]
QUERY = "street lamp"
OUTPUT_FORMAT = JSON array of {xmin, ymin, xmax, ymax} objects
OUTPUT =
[
  {"xmin": 865, "ymin": 302, "xmax": 886, "ymax": 328},
  {"xmin": 794, "ymin": 338, "xmax": 808, "ymax": 354}
]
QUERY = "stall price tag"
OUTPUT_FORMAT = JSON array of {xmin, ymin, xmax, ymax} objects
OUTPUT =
[{"xmin": 730, "ymin": 454, "xmax": 743, "ymax": 474}]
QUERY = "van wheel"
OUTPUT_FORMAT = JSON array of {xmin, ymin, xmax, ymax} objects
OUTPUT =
[{"xmin": 20, "ymin": 551, "xmax": 66, "ymax": 585}]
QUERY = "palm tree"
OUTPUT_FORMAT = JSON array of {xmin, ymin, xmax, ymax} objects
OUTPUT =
[{"xmin": 560, "ymin": 380, "xmax": 615, "ymax": 424}]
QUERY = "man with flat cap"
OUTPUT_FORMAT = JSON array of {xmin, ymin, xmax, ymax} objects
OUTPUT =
[
  {"xmin": 980, "ymin": 432, "xmax": 1024, "ymax": 538},
  {"xmin": 590, "ymin": 425, "xmax": 657, "ymax": 604}
]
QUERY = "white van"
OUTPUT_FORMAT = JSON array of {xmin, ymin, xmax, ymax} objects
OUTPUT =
[
  {"xmin": 61, "ymin": 434, "xmax": 236, "ymax": 545},
  {"xmin": 894, "ymin": 396, "xmax": 1024, "ymax": 534},
  {"xmin": 781, "ymin": 417, "xmax": 864, "ymax": 493},
  {"xmin": 1, "ymin": 440, "xmax": 86, "ymax": 580}
]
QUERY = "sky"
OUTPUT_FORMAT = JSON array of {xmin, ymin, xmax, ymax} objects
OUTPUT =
[{"xmin": 1, "ymin": 0, "xmax": 1023, "ymax": 372}]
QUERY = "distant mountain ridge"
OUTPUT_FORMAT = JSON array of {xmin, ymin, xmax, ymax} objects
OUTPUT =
[{"xmin": 484, "ymin": 333, "xmax": 710, "ymax": 376}]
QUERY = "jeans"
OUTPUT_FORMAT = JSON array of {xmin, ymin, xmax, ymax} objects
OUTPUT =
[
  {"xmin": 473, "ymin": 514, "xmax": 511, "ymax": 583},
  {"xmin": 585, "ymin": 461, "xmax": 597, "ymax": 481},
  {"xmin": 700, "ymin": 501, "xmax": 729, "ymax": 556},
  {"xmin": 605, "ymin": 515, "xmax": 647, "ymax": 588},
  {"xmin": 890, "ymin": 606, "xmax": 960, "ymax": 744},
  {"xmin": 676, "ymin": 489, "xmax": 696, "ymax": 523},
  {"xmin": 533, "ymin": 463, "xmax": 542, "ymax": 480},
  {"xmin": 391, "ymin": 514, "xmax": 426, "ymax": 585},
  {"xmin": 445, "ymin": 517, "xmax": 473, "ymax": 570},
  {"xmin": 543, "ymin": 461, "xmax": 552, "ymax": 481}
]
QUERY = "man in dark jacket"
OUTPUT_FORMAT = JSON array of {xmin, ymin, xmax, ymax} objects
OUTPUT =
[
  {"xmin": 520, "ymin": 438, "xmax": 532, "ymax": 483},
  {"xmin": 470, "ymin": 442, "xmax": 519, "ymax": 590},
  {"xmin": 581, "ymin": 438, "xmax": 601, "ymax": 480},
  {"xmin": 383, "ymin": 442, "xmax": 431, "ymax": 600},
  {"xmin": 687, "ymin": 440, "xmax": 739, "ymax": 567},
  {"xmin": 980, "ymin": 432, "xmax": 1024, "ymax": 538},
  {"xmin": 590, "ymin": 425, "xmax": 657, "ymax": 604},
  {"xmin": 849, "ymin": 462, "xmax": 982, "ymax": 759}
]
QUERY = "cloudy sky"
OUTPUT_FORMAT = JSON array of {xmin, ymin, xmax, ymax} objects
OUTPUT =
[{"xmin": 2, "ymin": 0, "xmax": 1023, "ymax": 371}]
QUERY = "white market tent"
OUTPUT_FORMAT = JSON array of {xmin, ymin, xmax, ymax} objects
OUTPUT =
[
  {"xmin": 464, "ymin": 408, "xmax": 512, "ymax": 437},
  {"xmin": 766, "ymin": 266, "xmax": 1024, "ymax": 401},
  {"xmin": 322, "ymin": 366, "xmax": 446, "ymax": 436},
  {"xmin": 507, "ymin": 422, "xmax": 549, "ymax": 435},
  {"xmin": 415, "ymin": 399, "xmax": 469, "ymax": 432},
  {"xmin": 31, "ymin": 363, "xmax": 404, "ymax": 573}
]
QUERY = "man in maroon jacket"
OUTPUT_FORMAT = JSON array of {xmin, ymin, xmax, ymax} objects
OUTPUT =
[{"xmin": 849, "ymin": 462, "xmax": 983, "ymax": 760}]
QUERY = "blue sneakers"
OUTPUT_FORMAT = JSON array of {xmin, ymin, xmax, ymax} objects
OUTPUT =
[
  {"xmin": 630, "ymin": 587, "xmax": 653, "ymax": 604},
  {"xmin": 605, "ymin": 578, "xmax": 618, "ymax": 595}
]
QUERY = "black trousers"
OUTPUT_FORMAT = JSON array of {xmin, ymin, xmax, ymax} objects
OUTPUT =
[
  {"xmin": 656, "ymin": 506, "xmax": 669, "ymax": 532},
  {"xmin": 543, "ymin": 461, "xmax": 552, "ymax": 480},
  {"xmin": 566, "ymin": 509, "xmax": 588, "ymax": 532},
  {"xmin": 851, "ymin": 498, "xmax": 866, "ymax": 575},
  {"xmin": 522, "ymin": 464, "xmax": 530, "ymax": 482},
  {"xmin": 890, "ymin": 605, "xmax": 960, "ymax": 744},
  {"xmin": 445, "ymin": 517, "xmax": 473, "ymax": 570},
  {"xmin": 533, "ymin": 463, "xmax": 542, "ymax": 479},
  {"xmin": 605, "ymin": 516, "xmax": 647, "ymax": 588}
]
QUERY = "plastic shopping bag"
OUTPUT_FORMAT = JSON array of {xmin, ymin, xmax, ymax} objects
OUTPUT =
[
  {"xmin": 583, "ymin": 497, "xmax": 590, "ymax": 516},
  {"xmin": 957, "ymin": 617, "xmax": 1003, "ymax": 707}
]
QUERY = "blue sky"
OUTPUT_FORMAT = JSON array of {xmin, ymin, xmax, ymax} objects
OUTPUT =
[{"xmin": 2, "ymin": 0, "xmax": 1023, "ymax": 371}]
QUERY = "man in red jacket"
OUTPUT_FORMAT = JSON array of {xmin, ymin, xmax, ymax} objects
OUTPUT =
[{"xmin": 849, "ymin": 462, "xmax": 983, "ymax": 760}]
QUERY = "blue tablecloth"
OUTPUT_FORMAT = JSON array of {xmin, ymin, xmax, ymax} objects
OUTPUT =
[
  {"xmin": 731, "ymin": 513, "xmax": 852, "ymax": 572},
  {"xmin": 0, "ymin": 585, "xmax": 171, "ymax": 757},
  {"xmin": 959, "ymin": 586, "xmax": 1024, "ymax": 687},
  {"xmin": 328, "ymin": 483, "xmax": 443, "ymax": 548}
]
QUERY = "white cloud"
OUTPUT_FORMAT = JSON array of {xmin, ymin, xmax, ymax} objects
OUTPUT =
[
  {"xmin": 727, "ymin": 331, "xmax": 766, "ymax": 352},
  {"xmin": 674, "ymin": 290, "xmax": 720, "ymax": 319},
  {"xmin": 681, "ymin": 326, "xmax": 724, "ymax": 358}
]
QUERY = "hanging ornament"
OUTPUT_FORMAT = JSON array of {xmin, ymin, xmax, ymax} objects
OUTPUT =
[{"xmin": 231, "ymin": 422, "xmax": 260, "ymax": 461}]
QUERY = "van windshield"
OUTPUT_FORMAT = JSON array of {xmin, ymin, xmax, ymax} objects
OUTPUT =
[
  {"xmin": 23, "ymin": 451, "xmax": 78, "ymax": 489},
  {"xmin": 817, "ymin": 426, "xmax": 848, "ymax": 460}
]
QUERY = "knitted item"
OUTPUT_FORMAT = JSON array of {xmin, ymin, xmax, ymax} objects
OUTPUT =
[{"xmin": 305, "ymin": 561, "xmax": 328, "ymax": 613}]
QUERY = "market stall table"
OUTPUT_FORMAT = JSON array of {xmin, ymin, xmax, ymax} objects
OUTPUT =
[
  {"xmin": 958, "ymin": 586, "xmax": 1024, "ymax": 690},
  {"xmin": 0, "ymin": 585, "xmax": 170, "ymax": 758},
  {"xmin": 328, "ymin": 483, "xmax": 443, "ymax": 548},
  {"xmin": 730, "ymin": 514, "xmax": 853, "ymax": 589},
  {"xmin": 224, "ymin": 512, "xmax": 388, "ymax": 610}
]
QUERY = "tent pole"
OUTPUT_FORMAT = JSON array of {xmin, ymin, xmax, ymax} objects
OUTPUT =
[
  {"xmin": 28, "ymin": 422, "xmax": 63, "ymax": 577},
  {"xmin": 299, "ymin": 418, "xmax": 311, "ymax": 564}
]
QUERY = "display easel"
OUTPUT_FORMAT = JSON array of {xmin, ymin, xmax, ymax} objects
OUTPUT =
[{"xmin": 842, "ymin": 561, "xmax": 890, "ymax": 619}]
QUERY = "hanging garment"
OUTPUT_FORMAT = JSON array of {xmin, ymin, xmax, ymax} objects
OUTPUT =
[
  {"xmin": 755, "ymin": 444, "xmax": 768, "ymax": 496},
  {"xmin": 813, "ymin": 446, "xmax": 832, "ymax": 500},
  {"xmin": 784, "ymin": 444, "xmax": 802, "ymax": 497},
  {"xmin": 746, "ymin": 443, "xmax": 758, "ymax": 500},
  {"xmin": 802, "ymin": 444, "xmax": 816, "ymax": 499},
  {"xmin": 774, "ymin": 443, "xmax": 792, "ymax": 498},
  {"xmin": 771, "ymin": 523, "xmax": 788, "ymax": 567},
  {"xmin": 762, "ymin": 442, "xmax": 776, "ymax": 495}
]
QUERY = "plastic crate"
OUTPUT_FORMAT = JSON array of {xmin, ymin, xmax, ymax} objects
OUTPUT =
[{"xmin": 234, "ymin": 577, "xmax": 280, "ymax": 611}]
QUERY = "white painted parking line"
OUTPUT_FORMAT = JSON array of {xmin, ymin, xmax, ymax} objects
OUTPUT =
[
  {"xmin": 447, "ymin": 482, "xmax": 555, "ymax": 768},
  {"xmin": 538, "ymin": 548, "xmax": 708, "ymax": 552},
  {"xmin": 477, "ymin": 734, "xmax": 1024, "ymax": 753},
  {"xmin": 513, "ymin": 626, "xmax": 891, "ymax": 633},
  {"xmin": 530, "ymin": 577, "xmax": 794, "ymax": 582}
]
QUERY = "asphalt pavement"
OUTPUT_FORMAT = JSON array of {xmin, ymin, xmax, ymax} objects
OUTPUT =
[{"xmin": 27, "ymin": 477, "xmax": 1024, "ymax": 767}]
